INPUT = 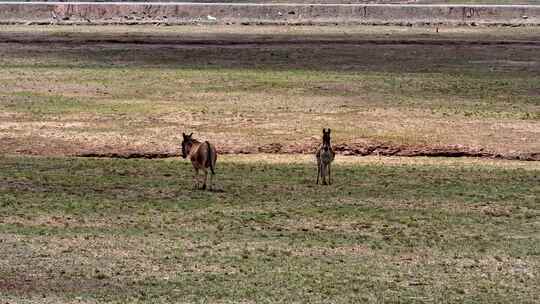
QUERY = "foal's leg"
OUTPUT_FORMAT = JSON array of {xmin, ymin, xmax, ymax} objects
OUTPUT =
[
  {"xmin": 208, "ymin": 171, "xmax": 214, "ymax": 191},
  {"xmin": 316, "ymin": 160, "xmax": 321, "ymax": 185},
  {"xmin": 328, "ymin": 163, "xmax": 332, "ymax": 185},
  {"xmin": 321, "ymin": 163, "xmax": 327, "ymax": 185}
]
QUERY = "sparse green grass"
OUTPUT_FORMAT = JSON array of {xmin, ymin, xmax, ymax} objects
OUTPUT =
[
  {"xmin": 3, "ymin": 69, "xmax": 537, "ymax": 116},
  {"xmin": 0, "ymin": 155, "xmax": 539, "ymax": 303}
]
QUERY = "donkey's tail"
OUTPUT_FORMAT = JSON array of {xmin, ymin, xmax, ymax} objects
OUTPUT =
[{"xmin": 206, "ymin": 141, "xmax": 215, "ymax": 175}]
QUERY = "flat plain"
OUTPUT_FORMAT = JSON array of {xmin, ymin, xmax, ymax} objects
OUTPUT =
[{"xmin": 0, "ymin": 24, "xmax": 539, "ymax": 303}]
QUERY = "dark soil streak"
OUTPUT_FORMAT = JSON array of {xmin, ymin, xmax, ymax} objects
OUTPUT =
[
  {"xmin": 1, "ymin": 36, "xmax": 539, "ymax": 47},
  {"xmin": 75, "ymin": 143, "xmax": 540, "ymax": 161}
]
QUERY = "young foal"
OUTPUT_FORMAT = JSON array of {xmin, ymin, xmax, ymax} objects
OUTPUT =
[
  {"xmin": 316, "ymin": 128, "xmax": 335, "ymax": 185},
  {"xmin": 181, "ymin": 132, "xmax": 217, "ymax": 190}
]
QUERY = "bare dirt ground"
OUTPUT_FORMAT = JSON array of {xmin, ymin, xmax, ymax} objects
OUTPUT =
[{"xmin": 0, "ymin": 25, "xmax": 539, "ymax": 160}]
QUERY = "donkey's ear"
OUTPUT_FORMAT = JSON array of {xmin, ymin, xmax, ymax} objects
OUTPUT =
[
  {"xmin": 188, "ymin": 133, "xmax": 193, "ymax": 137},
  {"xmin": 322, "ymin": 128, "xmax": 326, "ymax": 133},
  {"xmin": 327, "ymin": 128, "xmax": 331, "ymax": 134}
]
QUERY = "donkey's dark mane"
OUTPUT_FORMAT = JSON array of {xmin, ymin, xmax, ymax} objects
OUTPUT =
[
  {"xmin": 323, "ymin": 136, "xmax": 331, "ymax": 146},
  {"xmin": 322, "ymin": 129, "xmax": 331, "ymax": 146}
]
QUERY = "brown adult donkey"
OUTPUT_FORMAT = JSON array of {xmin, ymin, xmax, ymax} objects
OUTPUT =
[
  {"xmin": 316, "ymin": 128, "xmax": 335, "ymax": 185},
  {"xmin": 181, "ymin": 132, "xmax": 218, "ymax": 190}
]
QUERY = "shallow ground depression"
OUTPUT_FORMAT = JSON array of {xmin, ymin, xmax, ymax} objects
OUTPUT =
[{"xmin": 0, "ymin": 25, "xmax": 539, "ymax": 159}]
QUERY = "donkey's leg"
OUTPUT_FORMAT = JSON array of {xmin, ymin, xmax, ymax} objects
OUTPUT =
[
  {"xmin": 202, "ymin": 169, "xmax": 208, "ymax": 190},
  {"xmin": 208, "ymin": 171, "xmax": 214, "ymax": 191},
  {"xmin": 193, "ymin": 168, "xmax": 200, "ymax": 190}
]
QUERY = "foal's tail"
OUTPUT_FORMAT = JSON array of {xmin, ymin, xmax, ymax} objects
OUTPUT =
[{"xmin": 205, "ymin": 141, "xmax": 215, "ymax": 175}]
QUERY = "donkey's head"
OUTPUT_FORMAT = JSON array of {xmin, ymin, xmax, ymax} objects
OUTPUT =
[
  {"xmin": 322, "ymin": 128, "xmax": 331, "ymax": 144},
  {"xmin": 181, "ymin": 132, "xmax": 194, "ymax": 158}
]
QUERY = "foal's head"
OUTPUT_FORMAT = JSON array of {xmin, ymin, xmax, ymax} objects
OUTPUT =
[
  {"xmin": 181, "ymin": 132, "xmax": 194, "ymax": 158},
  {"xmin": 322, "ymin": 128, "xmax": 332, "ymax": 151}
]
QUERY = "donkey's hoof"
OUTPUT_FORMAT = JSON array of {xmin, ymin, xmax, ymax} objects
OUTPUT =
[{"xmin": 202, "ymin": 184, "xmax": 207, "ymax": 190}]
